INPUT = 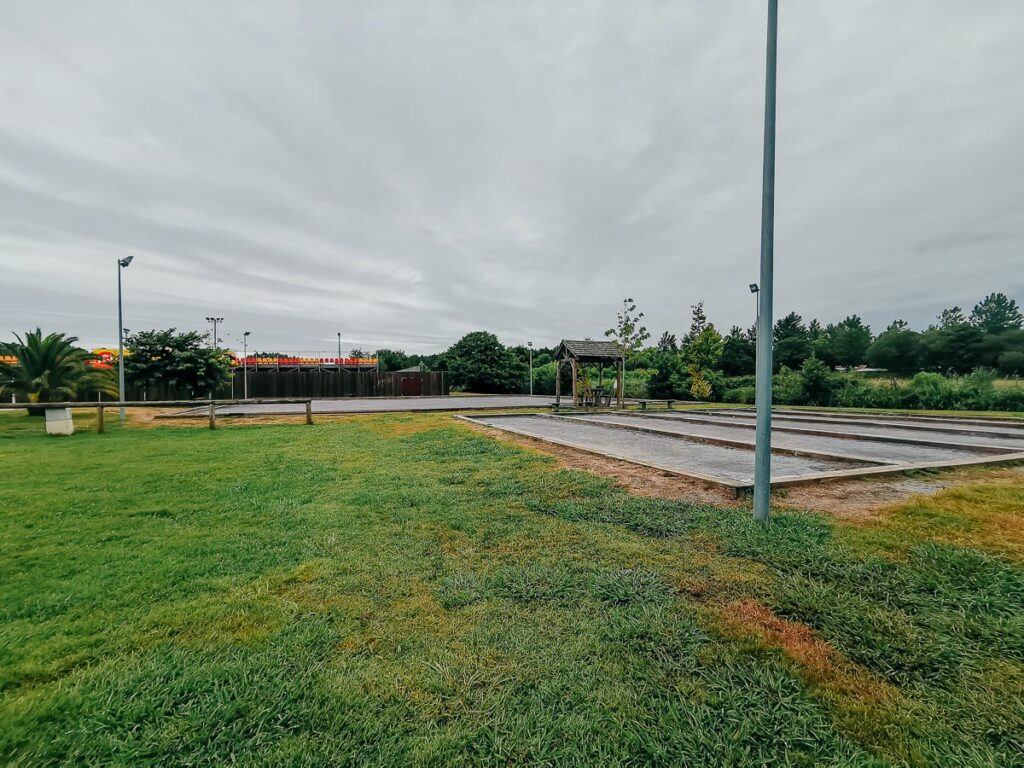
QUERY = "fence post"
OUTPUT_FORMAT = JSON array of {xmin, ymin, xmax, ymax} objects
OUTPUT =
[
  {"xmin": 209, "ymin": 401, "xmax": 217, "ymax": 430},
  {"xmin": 305, "ymin": 400, "xmax": 313, "ymax": 425},
  {"xmin": 96, "ymin": 404, "xmax": 105, "ymax": 434}
]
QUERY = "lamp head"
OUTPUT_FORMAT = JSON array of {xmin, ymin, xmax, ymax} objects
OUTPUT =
[
  {"xmin": 244, "ymin": 331, "xmax": 251, "ymax": 337},
  {"xmin": 749, "ymin": 283, "xmax": 759, "ymax": 294},
  {"xmin": 527, "ymin": 341, "xmax": 532, "ymax": 348},
  {"xmin": 119, "ymin": 255, "xmax": 134, "ymax": 268}
]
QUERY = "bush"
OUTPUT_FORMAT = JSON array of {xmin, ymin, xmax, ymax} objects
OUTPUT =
[
  {"xmin": 772, "ymin": 366, "xmax": 806, "ymax": 405},
  {"xmin": 723, "ymin": 387, "xmax": 756, "ymax": 404}
]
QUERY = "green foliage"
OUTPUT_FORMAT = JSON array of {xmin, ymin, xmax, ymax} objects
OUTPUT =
[
  {"xmin": 822, "ymin": 315, "xmax": 872, "ymax": 369},
  {"xmin": 772, "ymin": 365, "xmax": 805, "ymax": 405},
  {"xmin": 647, "ymin": 350, "xmax": 683, "ymax": 399},
  {"xmin": 723, "ymin": 386, "xmax": 756, "ymax": 404},
  {"xmin": 376, "ymin": 348, "xmax": 414, "ymax": 372},
  {"xmin": 683, "ymin": 325, "xmax": 724, "ymax": 372},
  {"xmin": 773, "ymin": 312, "xmax": 812, "ymax": 371},
  {"xmin": 799, "ymin": 355, "xmax": 833, "ymax": 405},
  {"xmin": 919, "ymin": 323, "xmax": 986, "ymax": 374},
  {"xmin": 867, "ymin": 328, "xmax": 921, "ymax": 374},
  {"xmin": 125, "ymin": 329, "xmax": 233, "ymax": 394},
  {"xmin": 604, "ymin": 297, "xmax": 650, "ymax": 359},
  {"xmin": 688, "ymin": 365, "xmax": 712, "ymax": 401},
  {"xmin": 445, "ymin": 331, "xmax": 525, "ymax": 393},
  {"xmin": 719, "ymin": 326, "xmax": 756, "ymax": 376},
  {"xmin": 998, "ymin": 349, "xmax": 1024, "ymax": 376},
  {"xmin": 0, "ymin": 329, "xmax": 116, "ymax": 407},
  {"xmin": 970, "ymin": 292, "xmax": 1022, "ymax": 334}
]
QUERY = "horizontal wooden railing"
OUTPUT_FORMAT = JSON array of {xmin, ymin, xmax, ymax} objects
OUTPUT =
[{"xmin": 0, "ymin": 399, "xmax": 314, "ymax": 432}]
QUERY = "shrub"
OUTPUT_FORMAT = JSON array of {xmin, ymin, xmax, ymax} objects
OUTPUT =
[{"xmin": 723, "ymin": 387, "xmax": 756, "ymax": 404}]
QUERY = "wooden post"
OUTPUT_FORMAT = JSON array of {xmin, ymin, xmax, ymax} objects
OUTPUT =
[
  {"xmin": 570, "ymin": 359, "xmax": 578, "ymax": 405},
  {"xmin": 617, "ymin": 358, "xmax": 624, "ymax": 407},
  {"xmin": 208, "ymin": 401, "xmax": 216, "ymax": 430},
  {"xmin": 305, "ymin": 400, "xmax": 313, "ymax": 425},
  {"xmin": 554, "ymin": 360, "xmax": 561, "ymax": 409},
  {"xmin": 96, "ymin": 404, "xmax": 105, "ymax": 434}
]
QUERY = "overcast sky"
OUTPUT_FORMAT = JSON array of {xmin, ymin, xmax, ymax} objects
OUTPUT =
[{"xmin": 1, "ymin": 1, "xmax": 1022, "ymax": 354}]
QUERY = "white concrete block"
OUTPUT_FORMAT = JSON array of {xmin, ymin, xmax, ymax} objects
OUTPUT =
[{"xmin": 45, "ymin": 407, "xmax": 74, "ymax": 436}]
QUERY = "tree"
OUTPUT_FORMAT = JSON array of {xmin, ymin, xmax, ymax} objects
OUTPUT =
[
  {"xmin": 605, "ymin": 297, "xmax": 650, "ymax": 359},
  {"xmin": 719, "ymin": 326, "xmax": 756, "ymax": 376},
  {"xmin": 349, "ymin": 348, "xmax": 366, "ymax": 358},
  {"xmin": 124, "ymin": 329, "xmax": 233, "ymax": 394},
  {"xmin": 681, "ymin": 301, "xmax": 709, "ymax": 347},
  {"xmin": 866, "ymin": 329, "xmax": 921, "ymax": 374},
  {"xmin": 656, "ymin": 332, "xmax": 678, "ymax": 352},
  {"xmin": 0, "ymin": 329, "xmax": 116, "ymax": 411},
  {"xmin": 970, "ymin": 292, "xmax": 1023, "ymax": 334},
  {"xmin": 937, "ymin": 306, "xmax": 967, "ymax": 329},
  {"xmin": 998, "ymin": 350, "xmax": 1024, "ymax": 376},
  {"xmin": 799, "ymin": 355, "xmax": 833, "ymax": 406},
  {"xmin": 823, "ymin": 315, "xmax": 872, "ymax": 369},
  {"xmin": 683, "ymin": 325, "xmax": 723, "ymax": 372},
  {"xmin": 445, "ymin": 332, "xmax": 524, "ymax": 393},
  {"xmin": 919, "ymin": 324, "xmax": 986, "ymax": 374},
  {"xmin": 773, "ymin": 312, "xmax": 812, "ymax": 370},
  {"xmin": 376, "ymin": 349, "xmax": 413, "ymax": 372},
  {"xmin": 885, "ymin": 319, "xmax": 910, "ymax": 333}
]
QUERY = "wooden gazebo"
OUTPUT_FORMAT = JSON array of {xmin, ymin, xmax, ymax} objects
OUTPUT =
[{"xmin": 554, "ymin": 339, "xmax": 625, "ymax": 409}]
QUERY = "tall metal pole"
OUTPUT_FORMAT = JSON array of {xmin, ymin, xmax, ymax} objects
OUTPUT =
[
  {"xmin": 753, "ymin": 0, "xmax": 778, "ymax": 522},
  {"xmin": 337, "ymin": 332, "xmax": 342, "ymax": 361},
  {"xmin": 117, "ymin": 261, "xmax": 126, "ymax": 422},
  {"xmin": 243, "ymin": 331, "xmax": 250, "ymax": 400}
]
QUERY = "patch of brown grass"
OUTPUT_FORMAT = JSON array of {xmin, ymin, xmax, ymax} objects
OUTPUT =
[{"xmin": 716, "ymin": 598, "xmax": 894, "ymax": 704}]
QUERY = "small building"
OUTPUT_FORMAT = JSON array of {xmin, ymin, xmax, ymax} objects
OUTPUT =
[{"xmin": 553, "ymin": 339, "xmax": 625, "ymax": 408}]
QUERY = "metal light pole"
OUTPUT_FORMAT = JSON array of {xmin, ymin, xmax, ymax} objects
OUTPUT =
[
  {"xmin": 527, "ymin": 341, "xmax": 534, "ymax": 395},
  {"xmin": 116, "ymin": 256, "xmax": 133, "ymax": 421},
  {"xmin": 753, "ymin": 0, "xmax": 778, "ymax": 522},
  {"xmin": 243, "ymin": 331, "xmax": 251, "ymax": 400},
  {"xmin": 205, "ymin": 317, "xmax": 224, "ymax": 347},
  {"xmin": 337, "ymin": 332, "xmax": 342, "ymax": 361}
]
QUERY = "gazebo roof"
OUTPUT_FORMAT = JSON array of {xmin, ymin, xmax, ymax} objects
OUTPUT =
[{"xmin": 554, "ymin": 339, "xmax": 624, "ymax": 363}]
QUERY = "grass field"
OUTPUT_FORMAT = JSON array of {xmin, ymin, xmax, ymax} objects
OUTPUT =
[{"xmin": 1, "ymin": 410, "xmax": 1022, "ymax": 766}]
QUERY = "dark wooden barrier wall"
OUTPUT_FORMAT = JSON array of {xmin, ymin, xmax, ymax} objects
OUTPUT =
[{"xmin": 120, "ymin": 370, "xmax": 448, "ymax": 401}]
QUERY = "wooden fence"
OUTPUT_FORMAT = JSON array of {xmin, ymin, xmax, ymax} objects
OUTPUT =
[{"xmin": 116, "ymin": 370, "xmax": 448, "ymax": 401}]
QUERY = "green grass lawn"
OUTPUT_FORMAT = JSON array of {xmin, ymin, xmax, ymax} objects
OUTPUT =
[{"xmin": 1, "ymin": 411, "xmax": 1021, "ymax": 766}]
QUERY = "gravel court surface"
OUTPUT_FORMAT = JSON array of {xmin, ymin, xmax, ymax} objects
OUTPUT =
[
  {"xmin": 649, "ymin": 411, "xmax": 1024, "ymax": 451},
  {"xmin": 476, "ymin": 415, "xmax": 862, "ymax": 484},
  {"xmin": 567, "ymin": 413, "xmax": 985, "ymax": 464},
  {"xmin": 703, "ymin": 409, "xmax": 1024, "ymax": 439}
]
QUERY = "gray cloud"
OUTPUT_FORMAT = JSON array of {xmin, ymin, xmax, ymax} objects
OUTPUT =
[{"xmin": 1, "ymin": 0, "xmax": 1021, "ymax": 353}]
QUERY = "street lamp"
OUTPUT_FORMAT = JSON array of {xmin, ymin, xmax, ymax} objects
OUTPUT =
[
  {"xmin": 753, "ymin": 0, "xmax": 779, "ymax": 522},
  {"xmin": 116, "ymin": 256, "xmax": 133, "ymax": 421},
  {"xmin": 749, "ymin": 283, "xmax": 760, "ymax": 328},
  {"xmin": 243, "ymin": 331, "xmax": 251, "ymax": 400},
  {"xmin": 527, "ymin": 341, "xmax": 534, "ymax": 396},
  {"xmin": 337, "ymin": 332, "xmax": 342, "ymax": 361},
  {"xmin": 205, "ymin": 317, "xmax": 224, "ymax": 347}
]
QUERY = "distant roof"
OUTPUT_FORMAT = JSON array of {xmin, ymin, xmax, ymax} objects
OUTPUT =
[{"xmin": 555, "ymin": 339, "xmax": 624, "ymax": 362}]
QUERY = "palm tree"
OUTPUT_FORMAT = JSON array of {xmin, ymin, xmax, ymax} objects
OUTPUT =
[{"xmin": 0, "ymin": 329, "xmax": 117, "ymax": 414}]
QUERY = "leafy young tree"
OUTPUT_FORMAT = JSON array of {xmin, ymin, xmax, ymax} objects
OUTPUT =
[
  {"xmin": 605, "ymin": 297, "xmax": 650, "ymax": 359},
  {"xmin": 445, "ymin": 331, "xmax": 524, "ymax": 393},
  {"xmin": 799, "ymin": 355, "xmax": 833, "ymax": 406},
  {"xmin": 124, "ymin": 329, "xmax": 233, "ymax": 394},
  {"xmin": 0, "ymin": 329, "xmax": 116, "ymax": 410},
  {"xmin": 970, "ymin": 292, "xmax": 1023, "ymax": 334},
  {"xmin": 683, "ymin": 326, "xmax": 723, "ymax": 372},
  {"xmin": 681, "ymin": 300, "xmax": 709, "ymax": 347}
]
